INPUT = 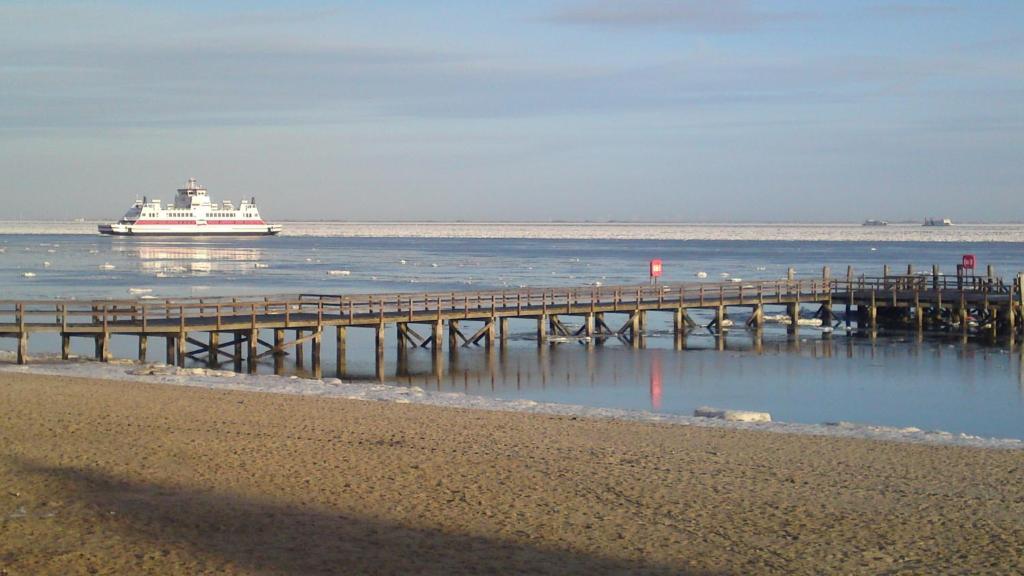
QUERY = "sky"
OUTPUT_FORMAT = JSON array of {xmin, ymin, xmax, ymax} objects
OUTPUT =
[{"xmin": 1, "ymin": 0, "xmax": 1021, "ymax": 222}]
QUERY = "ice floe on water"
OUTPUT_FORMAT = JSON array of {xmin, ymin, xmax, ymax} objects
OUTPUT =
[
  {"xmin": 0, "ymin": 358, "xmax": 1020, "ymax": 450},
  {"xmin": 4, "ymin": 220, "xmax": 1024, "ymax": 242}
]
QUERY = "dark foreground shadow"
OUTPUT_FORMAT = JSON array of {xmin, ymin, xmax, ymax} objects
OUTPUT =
[{"xmin": 16, "ymin": 460, "xmax": 714, "ymax": 575}]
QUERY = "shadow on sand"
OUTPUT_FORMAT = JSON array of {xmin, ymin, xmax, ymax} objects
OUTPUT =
[{"xmin": 17, "ymin": 459, "xmax": 714, "ymax": 575}]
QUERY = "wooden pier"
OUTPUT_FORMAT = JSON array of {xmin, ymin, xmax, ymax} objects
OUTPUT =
[{"xmin": 2, "ymin": 266, "xmax": 1021, "ymax": 379}]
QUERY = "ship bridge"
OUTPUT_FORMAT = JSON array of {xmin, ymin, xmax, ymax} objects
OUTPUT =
[{"xmin": 175, "ymin": 177, "xmax": 211, "ymax": 209}]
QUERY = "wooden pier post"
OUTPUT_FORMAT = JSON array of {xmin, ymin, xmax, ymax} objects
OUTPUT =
[
  {"xmin": 629, "ymin": 312, "xmax": 641, "ymax": 348},
  {"xmin": 583, "ymin": 313, "xmax": 595, "ymax": 337},
  {"xmin": 294, "ymin": 329, "xmax": 304, "ymax": 368},
  {"xmin": 274, "ymin": 328, "xmax": 285, "ymax": 375},
  {"xmin": 449, "ymin": 320, "xmax": 461, "ymax": 359},
  {"xmin": 916, "ymin": 305, "xmax": 925, "ymax": 332},
  {"xmin": 637, "ymin": 310, "xmax": 648, "ymax": 332},
  {"xmin": 751, "ymin": 304, "xmax": 764, "ymax": 329},
  {"xmin": 207, "ymin": 331, "xmax": 219, "ymax": 367},
  {"xmin": 311, "ymin": 330, "xmax": 322, "ymax": 378},
  {"xmin": 233, "ymin": 332, "xmax": 243, "ymax": 371},
  {"xmin": 868, "ymin": 294, "xmax": 878, "ymax": 331},
  {"xmin": 430, "ymin": 320, "xmax": 443, "ymax": 350},
  {"xmin": 177, "ymin": 331, "xmax": 186, "ymax": 367},
  {"xmin": 907, "ymin": 264, "xmax": 914, "ymax": 276},
  {"xmin": 715, "ymin": 306, "xmax": 726, "ymax": 332},
  {"xmin": 17, "ymin": 333, "xmax": 28, "ymax": 365},
  {"xmin": 375, "ymin": 347, "xmax": 385, "ymax": 382},
  {"xmin": 845, "ymin": 266, "xmax": 854, "ymax": 329},
  {"xmin": 166, "ymin": 336, "xmax": 175, "ymax": 365},
  {"xmin": 335, "ymin": 326, "xmax": 347, "ymax": 377},
  {"xmin": 98, "ymin": 332, "xmax": 110, "ymax": 363},
  {"xmin": 247, "ymin": 329, "xmax": 258, "ymax": 374},
  {"xmin": 535, "ymin": 316, "xmax": 546, "ymax": 343},
  {"xmin": 787, "ymin": 302, "xmax": 800, "ymax": 334},
  {"xmin": 396, "ymin": 323, "xmax": 408, "ymax": 352},
  {"xmin": 138, "ymin": 335, "xmax": 147, "ymax": 362},
  {"xmin": 674, "ymin": 330, "xmax": 686, "ymax": 351},
  {"xmin": 431, "ymin": 342, "xmax": 443, "ymax": 382},
  {"xmin": 375, "ymin": 323, "xmax": 386, "ymax": 356},
  {"xmin": 499, "ymin": 317, "xmax": 510, "ymax": 345},
  {"xmin": 787, "ymin": 267, "xmax": 795, "ymax": 281},
  {"xmin": 484, "ymin": 319, "xmax": 496, "ymax": 349},
  {"xmin": 61, "ymin": 334, "xmax": 70, "ymax": 360},
  {"xmin": 673, "ymin": 308, "xmax": 684, "ymax": 334}
]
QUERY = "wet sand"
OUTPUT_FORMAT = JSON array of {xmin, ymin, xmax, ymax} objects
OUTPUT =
[{"xmin": 1, "ymin": 373, "xmax": 1022, "ymax": 575}]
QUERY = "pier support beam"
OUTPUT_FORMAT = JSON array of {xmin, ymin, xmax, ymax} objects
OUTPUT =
[
  {"xmin": 745, "ymin": 305, "xmax": 762, "ymax": 329},
  {"xmin": 375, "ymin": 323, "xmax": 386, "ymax": 356},
  {"xmin": 247, "ymin": 329, "xmax": 258, "ymax": 374},
  {"xmin": 233, "ymin": 332, "xmax": 243, "ymax": 371},
  {"xmin": 274, "ymin": 329, "xmax": 285, "ymax": 375},
  {"xmin": 583, "ymin": 313, "xmax": 595, "ymax": 337},
  {"xmin": 311, "ymin": 330, "xmax": 322, "ymax": 378},
  {"xmin": 374, "ymin": 347, "xmax": 385, "ymax": 382},
  {"xmin": 61, "ymin": 334, "xmax": 70, "ymax": 360},
  {"xmin": 787, "ymin": 302, "xmax": 800, "ymax": 334},
  {"xmin": 138, "ymin": 335, "xmax": 147, "ymax": 362},
  {"xmin": 294, "ymin": 329, "xmax": 304, "ymax": 368},
  {"xmin": 629, "ymin": 312, "xmax": 641, "ymax": 348},
  {"xmin": 484, "ymin": 319, "xmax": 496, "ymax": 349},
  {"xmin": 431, "ymin": 320, "xmax": 443, "ymax": 351},
  {"xmin": 166, "ymin": 336, "xmax": 175, "ymax": 365},
  {"xmin": 177, "ymin": 331, "xmax": 186, "ymax": 367},
  {"xmin": 536, "ymin": 316, "xmax": 546, "ymax": 343},
  {"xmin": 499, "ymin": 317, "xmax": 510, "ymax": 346},
  {"xmin": 335, "ymin": 326, "xmax": 347, "ymax": 377},
  {"xmin": 17, "ymin": 332, "xmax": 28, "ymax": 365},
  {"xmin": 449, "ymin": 320, "xmax": 461, "ymax": 360},
  {"xmin": 207, "ymin": 332, "xmax": 219, "ymax": 367}
]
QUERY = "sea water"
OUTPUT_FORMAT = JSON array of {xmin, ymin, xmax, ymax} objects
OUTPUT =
[{"xmin": 2, "ymin": 222, "xmax": 1023, "ymax": 441}]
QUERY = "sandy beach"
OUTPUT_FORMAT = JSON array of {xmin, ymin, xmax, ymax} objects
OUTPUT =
[{"xmin": 1, "ymin": 372, "xmax": 1022, "ymax": 575}]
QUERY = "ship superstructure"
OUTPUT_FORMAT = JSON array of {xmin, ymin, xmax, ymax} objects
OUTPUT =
[{"xmin": 98, "ymin": 178, "xmax": 282, "ymax": 236}]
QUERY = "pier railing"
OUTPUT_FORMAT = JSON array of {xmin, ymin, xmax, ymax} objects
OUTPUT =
[
  {"xmin": 0, "ymin": 278, "xmax": 831, "ymax": 332},
  {"xmin": 0, "ymin": 274, "xmax": 1016, "ymax": 335}
]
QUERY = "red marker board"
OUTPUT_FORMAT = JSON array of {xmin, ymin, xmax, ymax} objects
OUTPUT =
[
  {"xmin": 962, "ymin": 254, "xmax": 976, "ymax": 270},
  {"xmin": 649, "ymin": 259, "xmax": 663, "ymax": 278}
]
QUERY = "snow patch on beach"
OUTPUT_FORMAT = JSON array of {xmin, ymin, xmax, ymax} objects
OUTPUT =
[{"xmin": 0, "ymin": 358, "xmax": 1021, "ymax": 450}]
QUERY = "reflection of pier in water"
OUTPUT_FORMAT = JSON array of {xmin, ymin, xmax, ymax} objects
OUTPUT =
[{"xmin": 383, "ymin": 331, "xmax": 1024, "ymax": 409}]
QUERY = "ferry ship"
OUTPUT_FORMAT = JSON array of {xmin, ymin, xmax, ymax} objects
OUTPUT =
[
  {"xmin": 98, "ymin": 178, "xmax": 282, "ymax": 236},
  {"xmin": 922, "ymin": 218, "xmax": 953, "ymax": 227}
]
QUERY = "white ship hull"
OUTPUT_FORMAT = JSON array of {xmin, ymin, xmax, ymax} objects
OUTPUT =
[{"xmin": 99, "ymin": 222, "xmax": 282, "ymax": 236}]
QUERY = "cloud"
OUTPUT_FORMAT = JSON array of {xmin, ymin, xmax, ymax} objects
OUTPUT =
[
  {"xmin": 549, "ymin": 0, "xmax": 809, "ymax": 33},
  {"xmin": 859, "ymin": 2, "xmax": 961, "ymax": 18}
]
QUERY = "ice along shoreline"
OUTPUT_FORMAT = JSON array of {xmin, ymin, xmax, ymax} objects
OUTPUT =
[{"xmin": 1, "ymin": 357, "xmax": 1021, "ymax": 451}]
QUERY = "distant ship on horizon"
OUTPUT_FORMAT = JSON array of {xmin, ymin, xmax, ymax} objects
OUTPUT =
[
  {"xmin": 922, "ymin": 218, "xmax": 954, "ymax": 227},
  {"xmin": 98, "ymin": 178, "xmax": 282, "ymax": 236},
  {"xmin": 862, "ymin": 219, "xmax": 889, "ymax": 227}
]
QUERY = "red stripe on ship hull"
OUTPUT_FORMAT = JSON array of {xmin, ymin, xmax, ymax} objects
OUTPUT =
[{"xmin": 133, "ymin": 220, "xmax": 266, "ymax": 225}]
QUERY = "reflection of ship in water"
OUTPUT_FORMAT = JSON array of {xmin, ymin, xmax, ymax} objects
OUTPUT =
[{"xmin": 125, "ymin": 244, "xmax": 267, "ymax": 275}]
